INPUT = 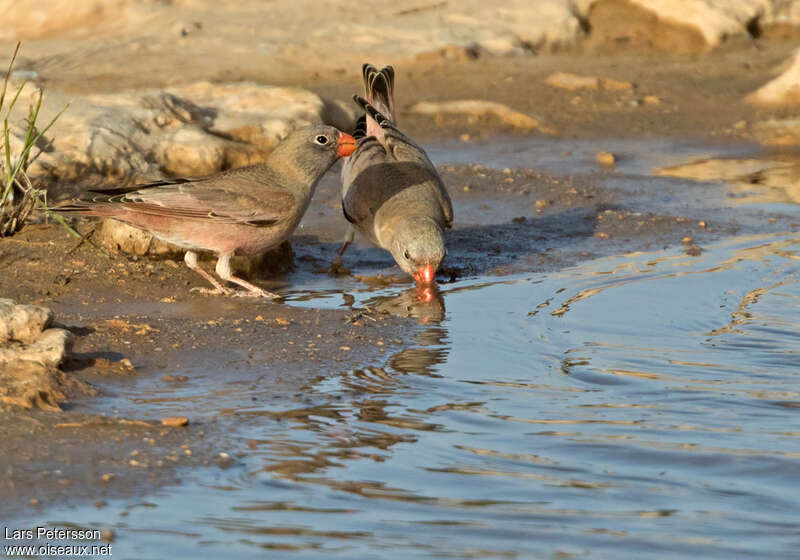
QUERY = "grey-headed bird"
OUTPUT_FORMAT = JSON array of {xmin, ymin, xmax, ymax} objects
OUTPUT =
[{"xmin": 338, "ymin": 64, "xmax": 453, "ymax": 285}]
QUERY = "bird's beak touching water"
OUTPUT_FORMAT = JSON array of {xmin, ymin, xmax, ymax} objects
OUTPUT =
[
  {"xmin": 337, "ymin": 133, "xmax": 358, "ymax": 157},
  {"xmin": 414, "ymin": 263, "xmax": 436, "ymax": 286}
]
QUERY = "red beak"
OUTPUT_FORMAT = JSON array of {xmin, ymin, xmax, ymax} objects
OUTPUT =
[
  {"xmin": 337, "ymin": 133, "xmax": 358, "ymax": 157},
  {"xmin": 414, "ymin": 263, "xmax": 436, "ymax": 286}
]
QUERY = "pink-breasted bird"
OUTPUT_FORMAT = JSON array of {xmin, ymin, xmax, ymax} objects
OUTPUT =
[
  {"xmin": 338, "ymin": 64, "xmax": 453, "ymax": 285},
  {"xmin": 57, "ymin": 125, "xmax": 357, "ymax": 298}
]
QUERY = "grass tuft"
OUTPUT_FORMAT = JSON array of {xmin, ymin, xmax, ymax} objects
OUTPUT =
[{"xmin": 0, "ymin": 42, "xmax": 73, "ymax": 238}]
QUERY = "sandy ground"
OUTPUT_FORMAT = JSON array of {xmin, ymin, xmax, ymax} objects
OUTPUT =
[{"xmin": 3, "ymin": 37, "xmax": 800, "ymax": 518}]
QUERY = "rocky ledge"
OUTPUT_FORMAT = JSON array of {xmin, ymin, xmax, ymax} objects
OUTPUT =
[{"xmin": 0, "ymin": 299, "xmax": 91, "ymax": 410}]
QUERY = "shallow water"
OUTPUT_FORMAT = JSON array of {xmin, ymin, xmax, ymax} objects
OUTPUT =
[
  {"xmin": 8, "ymin": 139, "xmax": 800, "ymax": 559},
  {"xmin": 15, "ymin": 231, "xmax": 799, "ymax": 559}
]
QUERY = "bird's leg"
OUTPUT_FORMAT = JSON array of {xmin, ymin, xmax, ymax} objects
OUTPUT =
[
  {"xmin": 185, "ymin": 251, "xmax": 233, "ymax": 295},
  {"xmin": 331, "ymin": 225, "xmax": 356, "ymax": 272},
  {"xmin": 215, "ymin": 253, "xmax": 280, "ymax": 299}
]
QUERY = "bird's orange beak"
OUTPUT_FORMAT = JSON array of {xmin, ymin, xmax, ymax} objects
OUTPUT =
[
  {"xmin": 413, "ymin": 263, "xmax": 436, "ymax": 286},
  {"xmin": 337, "ymin": 133, "xmax": 358, "ymax": 157}
]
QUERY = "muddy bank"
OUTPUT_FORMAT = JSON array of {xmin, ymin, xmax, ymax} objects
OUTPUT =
[{"xmin": 0, "ymin": 215, "xmax": 415, "ymax": 518}]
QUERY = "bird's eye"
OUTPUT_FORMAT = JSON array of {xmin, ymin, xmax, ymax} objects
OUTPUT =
[
  {"xmin": 314, "ymin": 135, "xmax": 329, "ymax": 145},
  {"xmin": 403, "ymin": 250, "xmax": 410, "ymax": 260}
]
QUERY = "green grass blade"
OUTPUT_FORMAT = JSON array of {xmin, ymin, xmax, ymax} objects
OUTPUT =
[
  {"xmin": 0, "ymin": 42, "xmax": 21, "ymax": 113},
  {"xmin": 8, "ymin": 102, "xmax": 69, "ymax": 186}
]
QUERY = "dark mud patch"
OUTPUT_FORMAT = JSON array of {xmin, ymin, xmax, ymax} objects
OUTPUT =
[{"xmin": 1, "ymin": 409, "xmax": 214, "ymax": 519}]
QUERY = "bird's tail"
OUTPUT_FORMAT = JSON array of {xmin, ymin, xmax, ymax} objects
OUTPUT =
[{"xmin": 360, "ymin": 64, "xmax": 395, "ymax": 139}]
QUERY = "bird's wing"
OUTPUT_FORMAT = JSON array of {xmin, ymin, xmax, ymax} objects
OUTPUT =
[
  {"xmin": 75, "ymin": 174, "xmax": 296, "ymax": 227},
  {"xmin": 354, "ymin": 96, "xmax": 454, "ymax": 228},
  {"xmin": 342, "ymin": 160, "xmax": 437, "ymax": 226}
]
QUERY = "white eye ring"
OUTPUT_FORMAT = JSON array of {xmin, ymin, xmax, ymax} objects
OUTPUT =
[{"xmin": 314, "ymin": 135, "xmax": 329, "ymax": 145}]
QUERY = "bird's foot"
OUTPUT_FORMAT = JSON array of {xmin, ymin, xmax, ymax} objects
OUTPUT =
[
  {"xmin": 328, "ymin": 257, "xmax": 350, "ymax": 276},
  {"xmin": 232, "ymin": 287, "xmax": 281, "ymax": 299},
  {"xmin": 190, "ymin": 285, "xmax": 234, "ymax": 296}
]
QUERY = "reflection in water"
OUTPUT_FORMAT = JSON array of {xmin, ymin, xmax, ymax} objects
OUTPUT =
[
  {"xmin": 365, "ymin": 285, "xmax": 446, "ymax": 324},
  {"xmin": 23, "ymin": 234, "xmax": 800, "ymax": 559},
  {"xmin": 250, "ymin": 286, "xmax": 453, "ymax": 505}
]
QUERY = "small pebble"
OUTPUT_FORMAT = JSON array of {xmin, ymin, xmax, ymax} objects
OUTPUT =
[
  {"xmin": 101, "ymin": 530, "xmax": 115, "ymax": 543},
  {"xmin": 682, "ymin": 236, "xmax": 693, "ymax": 244},
  {"xmin": 162, "ymin": 416, "xmax": 189, "ymax": 427},
  {"xmin": 101, "ymin": 473, "xmax": 114, "ymax": 483},
  {"xmin": 596, "ymin": 151, "xmax": 616, "ymax": 167}
]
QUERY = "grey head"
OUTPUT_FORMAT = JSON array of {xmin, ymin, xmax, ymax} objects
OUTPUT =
[
  {"xmin": 268, "ymin": 124, "xmax": 357, "ymax": 185},
  {"xmin": 389, "ymin": 215, "xmax": 446, "ymax": 285}
]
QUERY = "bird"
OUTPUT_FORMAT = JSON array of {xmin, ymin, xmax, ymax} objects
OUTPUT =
[
  {"xmin": 56, "ymin": 124, "xmax": 358, "ymax": 298},
  {"xmin": 338, "ymin": 64, "xmax": 453, "ymax": 286}
]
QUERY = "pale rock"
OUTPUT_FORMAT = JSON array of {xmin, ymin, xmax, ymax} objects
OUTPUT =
[
  {"xmin": 601, "ymin": 77, "xmax": 634, "ymax": 91},
  {"xmin": 596, "ymin": 151, "xmax": 617, "ymax": 166},
  {"xmin": 583, "ymin": 0, "xmax": 772, "ymax": 51},
  {"xmin": 0, "ymin": 300, "xmax": 81, "ymax": 411},
  {"xmin": 409, "ymin": 100, "xmax": 551, "ymax": 132},
  {"xmin": 98, "ymin": 220, "xmax": 181, "ymax": 257},
  {"xmin": 546, "ymin": 72, "xmax": 600, "ymax": 90},
  {"xmin": 5, "ymin": 81, "xmax": 348, "ymax": 184},
  {"xmin": 753, "ymin": 118, "xmax": 800, "ymax": 145},
  {"xmin": 0, "ymin": 299, "xmax": 53, "ymax": 345},
  {"xmin": 156, "ymin": 127, "xmax": 227, "ymax": 176},
  {"xmin": 493, "ymin": 0, "xmax": 585, "ymax": 50},
  {"xmin": 746, "ymin": 48, "xmax": 800, "ymax": 107},
  {"xmin": 545, "ymin": 72, "xmax": 633, "ymax": 91},
  {"xmin": 0, "ymin": 0, "xmax": 157, "ymax": 41},
  {"xmin": 763, "ymin": 0, "xmax": 800, "ymax": 28},
  {"xmin": 0, "ymin": 328, "xmax": 75, "ymax": 368}
]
